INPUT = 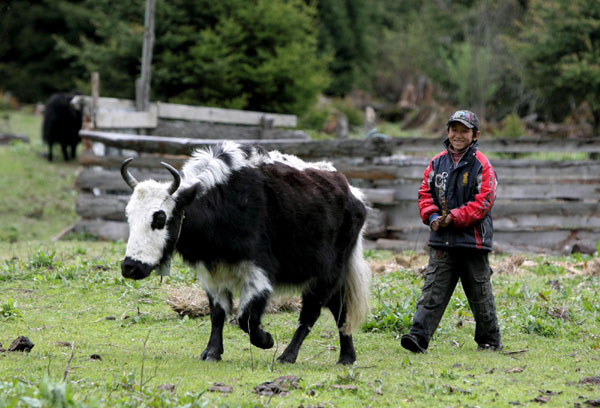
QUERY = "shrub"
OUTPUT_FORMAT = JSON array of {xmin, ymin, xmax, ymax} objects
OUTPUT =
[
  {"xmin": 1, "ymin": 298, "xmax": 22, "ymax": 320},
  {"xmin": 500, "ymin": 113, "xmax": 527, "ymax": 138}
]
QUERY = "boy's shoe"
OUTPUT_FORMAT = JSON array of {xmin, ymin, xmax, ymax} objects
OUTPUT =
[
  {"xmin": 477, "ymin": 343, "xmax": 503, "ymax": 351},
  {"xmin": 401, "ymin": 334, "xmax": 427, "ymax": 353}
]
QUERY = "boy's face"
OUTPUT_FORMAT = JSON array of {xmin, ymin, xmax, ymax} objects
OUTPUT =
[{"xmin": 447, "ymin": 122, "xmax": 479, "ymax": 151}]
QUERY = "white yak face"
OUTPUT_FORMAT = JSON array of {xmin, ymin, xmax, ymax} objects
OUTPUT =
[{"xmin": 122, "ymin": 180, "xmax": 177, "ymax": 279}]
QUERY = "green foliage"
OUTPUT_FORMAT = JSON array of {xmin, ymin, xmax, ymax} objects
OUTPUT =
[
  {"xmin": 442, "ymin": 41, "xmax": 499, "ymax": 114},
  {"xmin": 1, "ymin": 297, "xmax": 22, "ymax": 320},
  {"xmin": 513, "ymin": 0, "xmax": 600, "ymax": 133},
  {"xmin": 55, "ymin": 0, "xmax": 330, "ymax": 114},
  {"xmin": 0, "ymin": 110, "xmax": 78, "ymax": 242},
  {"xmin": 500, "ymin": 113, "xmax": 528, "ymax": 138},
  {"xmin": 29, "ymin": 249, "xmax": 57, "ymax": 269},
  {"xmin": 331, "ymin": 97, "xmax": 364, "ymax": 127},
  {"xmin": 315, "ymin": 0, "xmax": 372, "ymax": 95},
  {"xmin": 0, "ymin": 0, "xmax": 90, "ymax": 102}
]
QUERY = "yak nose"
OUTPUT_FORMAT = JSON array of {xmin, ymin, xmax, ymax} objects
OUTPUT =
[
  {"xmin": 121, "ymin": 258, "xmax": 138, "ymax": 279},
  {"xmin": 121, "ymin": 257, "xmax": 153, "ymax": 280}
]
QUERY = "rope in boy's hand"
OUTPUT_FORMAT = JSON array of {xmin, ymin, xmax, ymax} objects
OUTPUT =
[{"xmin": 430, "ymin": 213, "xmax": 452, "ymax": 231}]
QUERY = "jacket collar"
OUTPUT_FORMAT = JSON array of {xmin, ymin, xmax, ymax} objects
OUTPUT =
[{"xmin": 442, "ymin": 138, "xmax": 479, "ymax": 155}]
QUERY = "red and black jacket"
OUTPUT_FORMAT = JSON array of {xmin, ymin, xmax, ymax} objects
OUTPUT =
[{"xmin": 418, "ymin": 139, "xmax": 497, "ymax": 252}]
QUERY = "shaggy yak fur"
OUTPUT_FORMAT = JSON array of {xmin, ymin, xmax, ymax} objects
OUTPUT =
[
  {"xmin": 120, "ymin": 141, "xmax": 371, "ymax": 365},
  {"xmin": 42, "ymin": 92, "xmax": 83, "ymax": 161}
]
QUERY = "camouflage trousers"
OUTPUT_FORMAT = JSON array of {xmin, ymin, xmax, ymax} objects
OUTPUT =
[{"xmin": 409, "ymin": 247, "xmax": 501, "ymax": 348}]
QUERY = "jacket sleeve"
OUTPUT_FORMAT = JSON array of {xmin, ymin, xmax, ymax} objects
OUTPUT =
[
  {"xmin": 449, "ymin": 154, "xmax": 497, "ymax": 228},
  {"xmin": 418, "ymin": 159, "xmax": 439, "ymax": 224}
]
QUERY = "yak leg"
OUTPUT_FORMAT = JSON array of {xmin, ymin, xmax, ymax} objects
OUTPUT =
[
  {"xmin": 238, "ymin": 291, "xmax": 274, "ymax": 349},
  {"xmin": 326, "ymin": 290, "xmax": 356, "ymax": 365},
  {"xmin": 70, "ymin": 143, "xmax": 77, "ymax": 160},
  {"xmin": 47, "ymin": 143, "xmax": 54, "ymax": 162},
  {"xmin": 201, "ymin": 292, "xmax": 230, "ymax": 362},
  {"xmin": 61, "ymin": 143, "xmax": 69, "ymax": 161},
  {"xmin": 277, "ymin": 291, "xmax": 323, "ymax": 364}
]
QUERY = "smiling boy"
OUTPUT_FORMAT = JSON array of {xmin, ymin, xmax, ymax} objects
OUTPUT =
[{"xmin": 401, "ymin": 110, "xmax": 502, "ymax": 353}]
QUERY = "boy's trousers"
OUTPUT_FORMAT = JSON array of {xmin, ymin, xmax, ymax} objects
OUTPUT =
[{"xmin": 409, "ymin": 247, "xmax": 501, "ymax": 347}]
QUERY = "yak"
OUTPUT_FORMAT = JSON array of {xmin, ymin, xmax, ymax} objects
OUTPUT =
[
  {"xmin": 42, "ymin": 92, "xmax": 83, "ymax": 161},
  {"xmin": 120, "ymin": 141, "xmax": 371, "ymax": 364}
]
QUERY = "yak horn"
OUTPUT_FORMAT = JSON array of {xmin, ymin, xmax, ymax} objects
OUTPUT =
[
  {"xmin": 120, "ymin": 157, "xmax": 139, "ymax": 190},
  {"xmin": 161, "ymin": 162, "xmax": 181, "ymax": 195}
]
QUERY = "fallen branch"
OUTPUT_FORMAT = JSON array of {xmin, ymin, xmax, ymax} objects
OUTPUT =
[
  {"xmin": 140, "ymin": 331, "xmax": 151, "ymax": 393},
  {"xmin": 63, "ymin": 342, "xmax": 75, "ymax": 381},
  {"xmin": 501, "ymin": 349, "xmax": 529, "ymax": 355}
]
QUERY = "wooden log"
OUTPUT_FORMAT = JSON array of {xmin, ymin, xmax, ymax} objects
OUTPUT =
[
  {"xmin": 76, "ymin": 194, "xmax": 130, "ymax": 220},
  {"xmin": 0, "ymin": 133, "xmax": 29, "ymax": 144},
  {"xmin": 152, "ymin": 120, "xmax": 308, "ymax": 140},
  {"xmin": 79, "ymin": 131, "xmax": 399, "ymax": 158},
  {"xmin": 385, "ymin": 228, "xmax": 599, "ymax": 254},
  {"xmin": 75, "ymin": 168, "xmax": 172, "ymax": 192},
  {"xmin": 73, "ymin": 220, "xmax": 129, "ymax": 241},
  {"xmin": 79, "ymin": 130, "xmax": 600, "ymax": 156},
  {"xmin": 75, "ymin": 165, "xmax": 600, "ymax": 201}
]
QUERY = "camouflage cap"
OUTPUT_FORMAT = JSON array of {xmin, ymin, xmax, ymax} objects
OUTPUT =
[{"xmin": 447, "ymin": 110, "xmax": 480, "ymax": 129}]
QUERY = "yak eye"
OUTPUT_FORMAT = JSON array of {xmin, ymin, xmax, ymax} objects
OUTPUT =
[{"xmin": 151, "ymin": 210, "xmax": 167, "ymax": 230}]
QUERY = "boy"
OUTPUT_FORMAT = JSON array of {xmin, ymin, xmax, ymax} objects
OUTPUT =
[{"xmin": 401, "ymin": 110, "xmax": 502, "ymax": 353}]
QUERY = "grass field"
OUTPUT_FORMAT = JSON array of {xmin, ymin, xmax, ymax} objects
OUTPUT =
[{"xmin": 0, "ymin": 109, "xmax": 599, "ymax": 407}]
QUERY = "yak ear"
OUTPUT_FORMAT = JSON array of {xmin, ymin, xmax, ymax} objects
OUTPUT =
[{"xmin": 175, "ymin": 183, "xmax": 202, "ymax": 209}]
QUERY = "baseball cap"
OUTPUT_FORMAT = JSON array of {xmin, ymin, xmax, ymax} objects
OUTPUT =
[{"xmin": 447, "ymin": 110, "xmax": 480, "ymax": 129}]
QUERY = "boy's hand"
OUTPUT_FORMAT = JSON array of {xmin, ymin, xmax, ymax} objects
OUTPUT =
[{"xmin": 431, "ymin": 214, "xmax": 452, "ymax": 231}]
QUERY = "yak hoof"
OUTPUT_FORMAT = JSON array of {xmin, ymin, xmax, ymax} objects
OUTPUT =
[
  {"xmin": 276, "ymin": 353, "xmax": 297, "ymax": 364},
  {"xmin": 251, "ymin": 331, "xmax": 274, "ymax": 350},
  {"xmin": 200, "ymin": 350, "xmax": 222, "ymax": 362},
  {"xmin": 336, "ymin": 355, "xmax": 356, "ymax": 365}
]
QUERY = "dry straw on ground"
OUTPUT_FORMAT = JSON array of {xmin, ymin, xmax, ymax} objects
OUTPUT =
[{"xmin": 165, "ymin": 286, "xmax": 302, "ymax": 318}]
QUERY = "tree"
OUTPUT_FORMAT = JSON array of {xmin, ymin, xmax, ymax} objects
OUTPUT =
[
  {"xmin": 314, "ymin": 0, "xmax": 371, "ymax": 96},
  {"xmin": 0, "ymin": 0, "xmax": 91, "ymax": 103},
  {"xmin": 56, "ymin": 0, "xmax": 329, "ymax": 115},
  {"xmin": 514, "ymin": 0, "xmax": 600, "ymax": 136}
]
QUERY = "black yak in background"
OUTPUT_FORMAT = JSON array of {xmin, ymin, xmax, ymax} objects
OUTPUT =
[{"xmin": 42, "ymin": 92, "xmax": 83, "ymax": 161}]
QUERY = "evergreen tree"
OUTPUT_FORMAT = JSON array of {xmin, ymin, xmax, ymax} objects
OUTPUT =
[
  {"xmin": 0, "ymin": 0, "xmax": 90, "ymax": 102},
  {"xmin": 315, "ymin": 0, "xmax": 371, "ymax": 96},
  {"xmin": 513, "ymin": 0, "xmax": 600, "ymax": 135}
]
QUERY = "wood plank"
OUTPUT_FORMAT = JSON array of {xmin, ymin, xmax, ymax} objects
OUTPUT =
[
  {"xmin": 73, "ymin": 220, "xmax": 129, "ymax": 241},
  {"xmin": 157, "ymin": 102, "xmax": 297, "ymax": 127},
  {"xmin": 152, "ymin": 120, "xmax": 308, "ymax": 140},
  {"xmin": 96, "ymin": 106, "xmax": 158, "ymax": 128},
  {"xmin": 76, "ymin": 194, "xmax": 130, "ymax": 220},
  {"xmin": 75, "ymin": 168, "xmax": 172, "ymax": 192},
  {"xmin": 79, "ymin": 130, "xmax": 600, "ymax": 156},
  {"xmin": 386, "ymin": 228, "xmax": 599, "ymax": 254}
]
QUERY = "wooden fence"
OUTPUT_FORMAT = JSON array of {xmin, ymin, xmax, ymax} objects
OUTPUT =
[
  {"xmin": 78, "ymin": 96, "xmax": 307, "ymax": 140},
  {"xmin": 73, "ymin": 130, "xmax": 600, "ymax": 254}
]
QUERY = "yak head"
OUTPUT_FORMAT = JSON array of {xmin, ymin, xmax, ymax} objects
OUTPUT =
[{"xmin": 120, "ymin": 158, "xmax": 185, "ymax": 280}]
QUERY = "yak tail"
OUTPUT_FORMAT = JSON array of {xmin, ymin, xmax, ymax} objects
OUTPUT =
[{"xmin": 343, "ymin": 229, "xmax": 371, "ymax": 335}]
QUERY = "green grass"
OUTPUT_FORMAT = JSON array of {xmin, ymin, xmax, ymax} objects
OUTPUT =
[
  {"xmin": 0, "ymin": 109, "xmax": 78, "ymax": 242},
  {"xmin": 1, "ymin": 109, "xmax": 599, "ymax": 406},
  {"xmin": 1, "ymin": 243, "xmax": 599, "ymax": 407}
]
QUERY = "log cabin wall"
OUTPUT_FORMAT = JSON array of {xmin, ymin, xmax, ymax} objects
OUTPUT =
[{"xmin": 74, "ymin": 123, "xmax": 600, "ymax": 255}]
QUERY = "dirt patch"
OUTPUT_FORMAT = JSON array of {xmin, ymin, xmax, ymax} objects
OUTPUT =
[{"xmin": 254, "ymin": 375, "xmax": 300, "ymax": 397}]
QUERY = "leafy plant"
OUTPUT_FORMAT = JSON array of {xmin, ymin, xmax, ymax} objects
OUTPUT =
[
  {"xmin": 1, "ymin": 297, "xmax": 22, "ymax": 320},
  {"xmin": 29, "ymin": 249, "xmax": 57, "ymax": 269},
  {"xmin": 500, "ymin": 113, "xmax": 527, "ymax": 138}
]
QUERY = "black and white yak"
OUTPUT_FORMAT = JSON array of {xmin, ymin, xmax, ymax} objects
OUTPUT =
[
  {"xmin": 120, "ymin": 141, "xmax": 371, "ymax": 365},
  {"xmin": 42, "ymin": 92, "xmax": 83, "ymax": 161}
]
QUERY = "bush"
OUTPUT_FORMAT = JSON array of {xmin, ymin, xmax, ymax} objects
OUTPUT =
[{"xmin": 500, "ymin": 113, "xmax": 527, "ymax": 138}]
